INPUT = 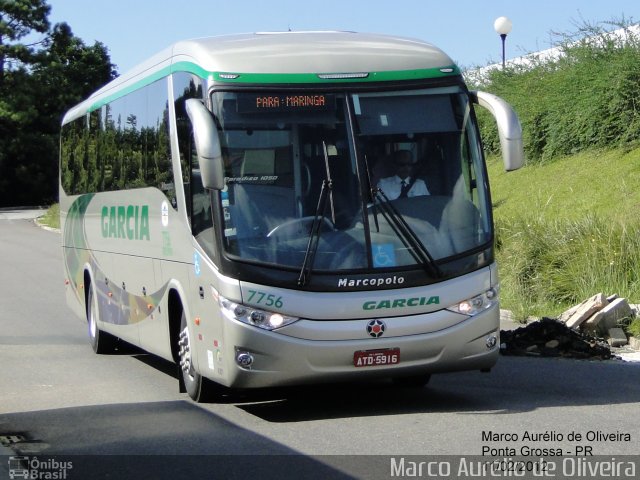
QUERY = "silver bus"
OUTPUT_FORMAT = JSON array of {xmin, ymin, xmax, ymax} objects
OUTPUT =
[{"xmin": 60, "ymin": 32, "xmax": 523, "ymax": 401}]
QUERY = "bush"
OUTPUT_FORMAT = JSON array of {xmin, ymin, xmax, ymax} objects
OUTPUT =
[{"xmin": 471, "ymin": 20, "xmax": 640, "ymax": 163}]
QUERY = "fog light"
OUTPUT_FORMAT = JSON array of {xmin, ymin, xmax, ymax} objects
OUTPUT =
[
  {"xmin": 486, "ymin": 334, "xmax": 498, "ymax": 349},
  {"xmin": 236, "ymin": 351, "xmax": 254, "ymax": 368}
]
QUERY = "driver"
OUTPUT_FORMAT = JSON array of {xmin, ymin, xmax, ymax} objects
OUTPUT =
[{"xmin": 377, "ymin": 150, "xmax": 429, "ymax": 199}]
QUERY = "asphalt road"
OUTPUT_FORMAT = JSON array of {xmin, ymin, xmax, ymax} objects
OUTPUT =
[{"xmin": 1, "ymin": 217, "xmax": 639, "ymax": 479}]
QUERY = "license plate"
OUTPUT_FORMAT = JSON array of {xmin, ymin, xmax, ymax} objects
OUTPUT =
[{"xmin": 353, "ymin": 348, "xmax": 400, "ymax": 367}]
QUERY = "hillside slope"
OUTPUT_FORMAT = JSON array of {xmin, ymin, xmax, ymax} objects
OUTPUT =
[{"xmin": 487, "ymin": 147, "xmax": 640, "ymax": 320}]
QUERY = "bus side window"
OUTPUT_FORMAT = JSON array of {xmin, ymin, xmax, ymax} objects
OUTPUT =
[
  {"xmin": 173, "ymin": 71, "xmax": 209, "ymax": 235},
  {"xmin": 190, "ymin": 134, "xmax": 213, "ymax": 236}
]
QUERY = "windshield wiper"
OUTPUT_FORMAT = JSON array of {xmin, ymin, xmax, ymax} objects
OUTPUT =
[
  {"xmin": 362, "ymin": 154, "xmax": 381, "ymax": 234},
  {"xmin": 373, "ymin": 188, "xmax": 443, "ymax": 278},
  {"xmin": 298, "ymin": 142, "xmax": 333, "ymax": 286}
]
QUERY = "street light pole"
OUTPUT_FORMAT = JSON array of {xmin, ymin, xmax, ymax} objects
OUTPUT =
[
  {"xmin": 494, "ymin": 16, "xmax": 513, "ymax": 69},
  {"xmin": 500, "ymin": 33, "xmax": 507, "ymax": 68}
]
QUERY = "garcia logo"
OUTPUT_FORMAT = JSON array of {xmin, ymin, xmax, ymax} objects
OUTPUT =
[
  {"xmin": 363, "ymin": 296, "xmax": 440, "ymax": 310},
  {"xmin": 338, "ymin": 275, "xmax": 404, "ymax": 288},
  {"xmin": 101, "ymin": 205, "xmax": 150, "ymax": 240}
]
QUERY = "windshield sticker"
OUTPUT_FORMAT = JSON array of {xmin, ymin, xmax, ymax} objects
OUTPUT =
[
  {"xmin": 225, "ymin": 175, "xmax": 279, "ymax": 184},
  {"xmin": 373, "ymin": 244, "xmax": 396, "ymax": 268}
]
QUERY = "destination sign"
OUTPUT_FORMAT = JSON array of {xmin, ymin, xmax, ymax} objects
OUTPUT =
[{"xmin": 237, "ymin": 94, "xmax": 335, "ymax": 113}]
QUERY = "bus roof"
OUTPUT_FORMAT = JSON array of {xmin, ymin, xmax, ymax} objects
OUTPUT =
[{"xmin": 63, "ymin": 31, "xmax": 459, "ymax": 124}]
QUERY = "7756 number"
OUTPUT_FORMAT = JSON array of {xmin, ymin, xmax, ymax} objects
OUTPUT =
[{"xmin": 247, "ymin": 289, "xmax": 284, "ymax": 308}]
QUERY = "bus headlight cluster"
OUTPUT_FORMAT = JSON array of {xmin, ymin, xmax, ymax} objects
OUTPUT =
[
  {"xmin": 219, "ymin": 295, "xmax": 298, "ymax": 330},
  {"xmin": 447, "ymin": 287, "xmax": 498, "ymax": 316}
]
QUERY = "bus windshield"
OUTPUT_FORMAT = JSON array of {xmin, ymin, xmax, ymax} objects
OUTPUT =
[{"xmin": 208, "ymin": 87, "xmax": 491, "ymax": 277}]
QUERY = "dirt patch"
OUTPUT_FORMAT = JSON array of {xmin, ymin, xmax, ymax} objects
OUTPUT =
[{"xmin": 500, "ymin": 318, "xmax": 613, "ymax": 360}]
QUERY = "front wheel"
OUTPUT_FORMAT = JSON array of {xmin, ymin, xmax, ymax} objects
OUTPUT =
[{"xmin": 178, "ymin": 311, "xmax": 220, "ymax": 402}]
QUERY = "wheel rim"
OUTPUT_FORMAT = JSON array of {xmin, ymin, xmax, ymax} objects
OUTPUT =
[
  {"xmin": 89, "ymin": 292, "xmax": 97, "ymax": 338},
  {"xmin": 178, "ymin": 326, "xmax": 195, "ymax": 382}
]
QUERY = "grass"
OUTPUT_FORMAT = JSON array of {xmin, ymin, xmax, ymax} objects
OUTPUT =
[
  {"xmin": 488, "ymin": 146, "xmax": 640, "ymax": 322},
  {"xmin": 38, "ymin": 203, "xmax": 60, "ymax": 230},
  {"xmin": 629, "ymin": 318, "xmax": 640, "ymax": 338},
  {"xmin": 488, "ymin": 147, "xmax": 640, "ymax": 221}
]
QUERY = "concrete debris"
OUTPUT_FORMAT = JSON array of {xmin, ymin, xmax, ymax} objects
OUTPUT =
[
  {"xmin": 608, "ymin": 328, "xmax": 628, "ymax": 347},
  {"xmin": 582, "ymin": 298, "xmax": 633, "ymax": 335},
  {"xmin": 559, "ymin": 293, "xmax": 607, "ymax": 329},
  {"xmin": 558, "ymin": 293, "xmax": 636, "ymax": 347},
  {"xmin": 500, "ymin": 293, "xmax": 639, "ymax": 359},
  {"xmin": 500, "ymin": 318, "xmax": 613, "ymax": 359}
]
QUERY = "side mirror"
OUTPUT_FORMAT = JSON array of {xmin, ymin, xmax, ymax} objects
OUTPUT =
[
  {"xmin": 471, "ymin": 91, "xmax": 524, "ymax": 171},
  {"xmin": 185, "ymin": 99, "xmax": 225, "ymax": 190}
]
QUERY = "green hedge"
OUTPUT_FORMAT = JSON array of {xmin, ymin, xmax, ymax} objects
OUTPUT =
[{"xmin": 471, "ymin": 22, "xmax": 640, "ymax": 162}]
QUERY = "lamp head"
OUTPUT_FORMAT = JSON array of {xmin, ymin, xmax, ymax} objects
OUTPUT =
[{"xmin": 494, "ymin": 16, "xmax": 513, "ymax": 36}]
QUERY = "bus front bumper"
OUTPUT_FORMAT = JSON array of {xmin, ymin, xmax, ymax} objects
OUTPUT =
[{"xmin": 207, "ymin": 304, "xmax": 500, "ymax": 389}]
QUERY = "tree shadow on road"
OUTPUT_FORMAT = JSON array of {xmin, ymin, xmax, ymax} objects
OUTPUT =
[{"xmin": 0, "ymin": 401, "xmax": 354, "ymax": 479}]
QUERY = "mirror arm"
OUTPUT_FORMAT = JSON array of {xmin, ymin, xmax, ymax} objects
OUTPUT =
[
  {"xmin": 185, "ymin": 98, "xmax": 225, "ymax": 190},
  {"xmin": 470, "ymin": 90, "xmax": 524, "ymax": 171}
]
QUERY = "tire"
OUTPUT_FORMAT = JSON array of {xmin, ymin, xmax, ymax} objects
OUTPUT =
[
  {"xmin": 177, "ymin": 310, "xmax": 219, "ymax": 402},
  {"xmin": 87, "ymin": 283, "xmax": 116, "ymax": 354},
  {"xmin": 392, "ymin": 374, "xmax": 431, "ymax": 388}
]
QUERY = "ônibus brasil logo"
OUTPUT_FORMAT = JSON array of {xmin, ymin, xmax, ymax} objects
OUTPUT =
[
  {"xmin": 367, "ymin": 319, "xmax": 386, "ymax": 338},
  {"xmin": 8, "ymin": 456, "xmax": 73, "ymax": 479}
]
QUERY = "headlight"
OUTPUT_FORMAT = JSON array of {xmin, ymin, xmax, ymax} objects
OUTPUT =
[
  {"xmin": 218, "ymin": 294, "xmax": 298, "ymax": 331},
  {"xmin": 447, "ymin": 287, "xmax": 498, "ymax": 316}
]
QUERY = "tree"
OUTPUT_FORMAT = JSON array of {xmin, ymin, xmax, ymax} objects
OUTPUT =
[
  {"xmin": 0, "ymin": 0, "xmax": 50, "ymax": 83},
  {"xmin": 33, "ymin": 22, "xmax": 116, "ymax": 140},
  {"xmin": 0, "ymin": 1, "xmax": 117, "ymax": 206},
  {"xmin": 40, "ymin": 22, "xmax": 116, "ymax": 109}
]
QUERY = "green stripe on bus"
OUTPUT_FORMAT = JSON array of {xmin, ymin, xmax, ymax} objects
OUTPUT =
[
  {"xmin": 212, "ymin": 66, "xmax": 460, "ymax": 84},
  {"xmin": 87, "ymin": 62, "xmax": 209, "ymax": 112},
  {"xmin": 86, "ymin": 62, "xmax": 460, "ymax": 112}
]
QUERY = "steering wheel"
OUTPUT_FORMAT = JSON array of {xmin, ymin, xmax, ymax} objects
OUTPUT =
[{"xmin": 266, "ymin": 216, "xmax": 334, "ymax": 239}]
